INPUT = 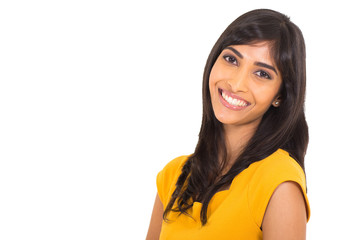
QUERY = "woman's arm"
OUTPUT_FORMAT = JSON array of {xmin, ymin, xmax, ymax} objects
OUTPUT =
[
  {"xmin": 262, "ymin": 181, "xmax": 308, "ymax": 240},
  {"xmin": 146, "ymin": 193, "xmax": 164, "ymax": 240}
]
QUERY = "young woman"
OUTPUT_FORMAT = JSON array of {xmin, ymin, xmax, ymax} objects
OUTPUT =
[{"xmin": 147, "ymin": 9, "xmax": 310, "ymax": 240}]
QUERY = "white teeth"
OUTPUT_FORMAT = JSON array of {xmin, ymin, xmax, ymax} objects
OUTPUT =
[{"xmin": 221, "ymin": 91, "xmax": 248, "ymax": 107}]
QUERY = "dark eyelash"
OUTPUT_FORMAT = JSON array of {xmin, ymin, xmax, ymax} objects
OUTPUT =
[
  {"xmin": 256, "ymin": 70, "xmax": 272, "ymax": 80},
  {"xmin": 223, "ymin": 55, "xmax": 237, "ymax": 65}
]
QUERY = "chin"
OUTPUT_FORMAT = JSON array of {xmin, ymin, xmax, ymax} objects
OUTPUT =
[{"xmin": 214, "ymin": 113, "xmax": 242, "ymax": 125}]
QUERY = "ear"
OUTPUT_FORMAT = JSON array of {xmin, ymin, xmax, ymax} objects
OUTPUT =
[{"xmin": 272, "ymin": 96, "xmax": 281, "ymax": 107}]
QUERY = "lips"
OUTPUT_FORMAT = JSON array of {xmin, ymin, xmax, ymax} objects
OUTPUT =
[{"xmin": 218, "ymin": 88, "xmax": 251, "ymax": 110}]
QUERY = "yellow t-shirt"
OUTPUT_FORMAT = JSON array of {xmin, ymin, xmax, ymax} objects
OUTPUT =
[{"xmin": 156, "ymin": 149, "xmax": 310, "ymax": 239}]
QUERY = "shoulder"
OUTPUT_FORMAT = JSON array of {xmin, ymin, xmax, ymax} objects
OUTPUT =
[
  {"xmin": 252, "ymin": 149, "xmax": 306, "ymax": 185},
  {"xmin": 156, "ymin": 155, "xmax": 189, "ymax": 205},
  {"xmin": 247, "ymin": 149, "xmax": 310, "ymax": 228},
  {"xmin": 157, "ymin": 155, "xmax": 189, "ymax": 181}
]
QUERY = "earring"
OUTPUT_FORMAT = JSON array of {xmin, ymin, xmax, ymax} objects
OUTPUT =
[{"xmin": 275, "ymin": 101, "xmax": 279, "ymax": 105}]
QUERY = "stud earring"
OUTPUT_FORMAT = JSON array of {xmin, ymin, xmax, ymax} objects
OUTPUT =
[{"xmin": 275, "ymin": 101, "xmax": 279, "ymax": 105}]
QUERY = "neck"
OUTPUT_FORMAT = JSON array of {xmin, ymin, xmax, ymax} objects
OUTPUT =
[{"xmin": 222, "ymin": 121, "xmax": 260, "ymax": 168}]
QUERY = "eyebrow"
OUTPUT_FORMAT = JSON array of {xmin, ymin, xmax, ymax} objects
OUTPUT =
[
  {"xmin": 224, "ymin": 46, "xmax": 278, "ymax": 75},
  {"xmin": 224, "ymin": 46, "xmax": 243, "ymax": 59}
]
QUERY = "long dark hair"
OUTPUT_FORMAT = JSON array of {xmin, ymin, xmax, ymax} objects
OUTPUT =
[{"xmin": 163, "ymin": 9, "xmax": 308, "ymax": 225}]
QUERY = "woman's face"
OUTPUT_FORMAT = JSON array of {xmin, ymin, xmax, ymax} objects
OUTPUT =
[{"xmin": 209, "ymin": 42, "xmax": 282, "ymax": 128}]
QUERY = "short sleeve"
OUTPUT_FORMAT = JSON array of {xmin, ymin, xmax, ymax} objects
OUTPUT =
[
  {"xmin": 247, "ymin": 150, "xmax": 310, "ymax": 228},
  {"xmin": 156, "ymin": 155, "xmax": 189, "ymax": 208}
]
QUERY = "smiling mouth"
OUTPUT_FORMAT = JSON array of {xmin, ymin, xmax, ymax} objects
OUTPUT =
[{"xmin": 218, "ymin": 88, "xmax": 251, "ymax": 108}]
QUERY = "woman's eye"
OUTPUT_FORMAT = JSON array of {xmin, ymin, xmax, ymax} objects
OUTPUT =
[
  {"xmin": 223, "ymin": 55, "xmax": 237, "ymax": 65},
  {"xmin": 255, "ymin": 70, "xmax": 272, "ymax": 79}
]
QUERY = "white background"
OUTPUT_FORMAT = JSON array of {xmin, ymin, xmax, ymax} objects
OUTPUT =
[{"xmin": 0, "ymin": 0, "xmax": 359, "ymax": 239}]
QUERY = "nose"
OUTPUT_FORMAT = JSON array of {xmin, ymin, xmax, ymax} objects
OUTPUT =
[{"xmin": 226, "ymin": 69, "xmax": 249, "ymax": 93}]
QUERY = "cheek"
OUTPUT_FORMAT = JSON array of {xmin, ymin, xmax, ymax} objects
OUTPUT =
[
  {"xmin": 209, "ymin": 73, "xmax": 215, "ymax": 91},
  {"xmin": 209, "ymin": 67, "xmax": 220, "ymax": 96},
  {"xmin": 251, "ymin": 82, "xmax": 281, "ymax": 105},
  {"xmin": 208, "ymin": 59, "xmax": 226, "ymax": 86},
  {"xmin": 209, "ymin": 66, "xmax": 218, "ymax": 87}
]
